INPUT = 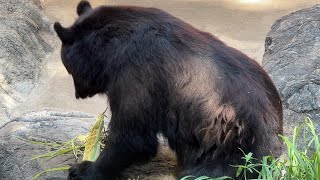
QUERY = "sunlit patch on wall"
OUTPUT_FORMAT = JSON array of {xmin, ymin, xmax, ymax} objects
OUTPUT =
[{"xmin": 239, "ymin": 0, "xmax": 272, "ymax": 4}]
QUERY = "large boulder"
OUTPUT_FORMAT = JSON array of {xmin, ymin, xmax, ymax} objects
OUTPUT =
[
  {"xmin": 0, "ymin": 0, "xmax": 55, "ymax": 125},
  {"xmin": 0, "ymin": 110, "xmax": 95, "ymax": 180},
  {"xmin": 0, "ymin": 110, "xmax": 176, "ymax": 180},
  {"xmin": 262, "ymin": 5, "xmax": 320, "ymax": 137}
]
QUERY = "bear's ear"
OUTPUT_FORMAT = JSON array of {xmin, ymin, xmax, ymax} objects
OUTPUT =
[
  {"xmin": 77, "ymin": 0, "xmax": 92, "ymax": 16},
  {"xmin": 54, "ymin": 22, "xmax": 75, "ymax": 44}
]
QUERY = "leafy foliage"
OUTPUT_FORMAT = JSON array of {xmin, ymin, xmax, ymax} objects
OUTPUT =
[{"xmin": 183, "ymin": 117, "xmax": 320, "ymax": 180}]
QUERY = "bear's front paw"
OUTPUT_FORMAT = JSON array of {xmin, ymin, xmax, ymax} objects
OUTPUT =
[{"xmin": 68, "ymin": 161, "xmax": 102, "ymax": 180}]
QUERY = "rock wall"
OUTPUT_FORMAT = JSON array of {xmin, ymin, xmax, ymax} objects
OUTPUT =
[
  {"xmin": 263, "ymin": 5, "xmax": 320, "ymax": 136},
  {"xmin": 0, "ymin": 110, "xmax": 176, "ymax": 180},
  {"xmin": 0, "ymin": 0, "xmax": 55, "ymax": 125},
  {"xmin": 0, "ymin": 110, "xmax": 95, "ymax": 180}
]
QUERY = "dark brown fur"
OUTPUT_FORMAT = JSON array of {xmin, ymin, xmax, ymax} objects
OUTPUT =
[{"xmin": 54, "ymin": 1, "xmax": 283, "ymax": 179}]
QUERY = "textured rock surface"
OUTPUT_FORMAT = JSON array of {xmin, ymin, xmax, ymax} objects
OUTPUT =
[
  {"xmin": 0, "ymin": 110, "xmax": 176, "ymax": 180},
  {"xmin": 0, "ymin": 0, "xmax": 55, "ymax": 125},
  {"xmin": 263, "ymin": 5, "xmax": 320, "ymax": 136},
  {"xmin": 0, "ymin": 110, "xmax": 95, "ymax": 180}
]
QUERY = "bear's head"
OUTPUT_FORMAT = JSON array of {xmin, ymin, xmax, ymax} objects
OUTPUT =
[
  {"xmin": 53, "ymin": 1, "xmax": 108, "ymax": 99},
  {"xmin": 54, "ymin": 1, "xmax": 176, "ymax": 99}
]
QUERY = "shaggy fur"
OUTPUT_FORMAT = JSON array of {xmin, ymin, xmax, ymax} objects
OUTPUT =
[{"xmin": 54, "ymin": 1, "xmax": 283, "ymax": 179}]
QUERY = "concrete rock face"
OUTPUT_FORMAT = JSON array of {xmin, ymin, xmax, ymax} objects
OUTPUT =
[
  {"xmin": 262, "ymin": 5, "xmax": 320, "ymax": 136},
  {"xmin": 0, "ymin": 110, "xmax": 95, "ymax": 180},
  {"xmin": 0, "ymin": 110, "xmax": 176, "ymax": 180},
  {"xmin": 0, "ymin": 0, "xmax": 55, "ymax": 124}
]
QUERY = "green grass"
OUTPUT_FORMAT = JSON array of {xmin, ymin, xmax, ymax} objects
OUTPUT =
[
  {"xmin": 183, "ymin": 117, "xmax": 320, "ymax": 180},
  {"xmin": 18, "ymin": 135, "xmax": 87, "ymax": 179},
  {"xmin": 18, "ymin": 135, "xmax": 86, "ymax": 160},
  {"xmin": 31, "ymin": 166, "xmax": 71, "ymax": 180}
]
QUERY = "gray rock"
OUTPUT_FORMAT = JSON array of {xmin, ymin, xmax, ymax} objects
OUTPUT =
[
  {"xmin": 0, "ymin": 0, "xmax": 55, "ymax": 125},
  {"xmin": 262, "ymin": 5, "xmax": 320, "ymax": 138},
  {"xmin": 0, "ymin": 110, "xmax": 176, "ymax": 180},
  {"xmin": 0, "ymin": 110, "xmax": 95, "ymax": 180}
]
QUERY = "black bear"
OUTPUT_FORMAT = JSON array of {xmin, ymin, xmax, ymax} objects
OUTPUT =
[{"xmin": 54, "ymin": 1, "xmax": 283, "ymax": 179}]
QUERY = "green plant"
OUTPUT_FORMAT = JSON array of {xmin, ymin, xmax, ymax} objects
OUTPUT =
[
  {"xmin": 279, "ymin": 117, "xmax": 320, "ymax": 179},
  {"xmin": 20, "ymin": 113, "xmax": 105, "ymax": 179},
  {"xmin": 182, "ymin": 117, "xmax": 320, "ymax": 180}
]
